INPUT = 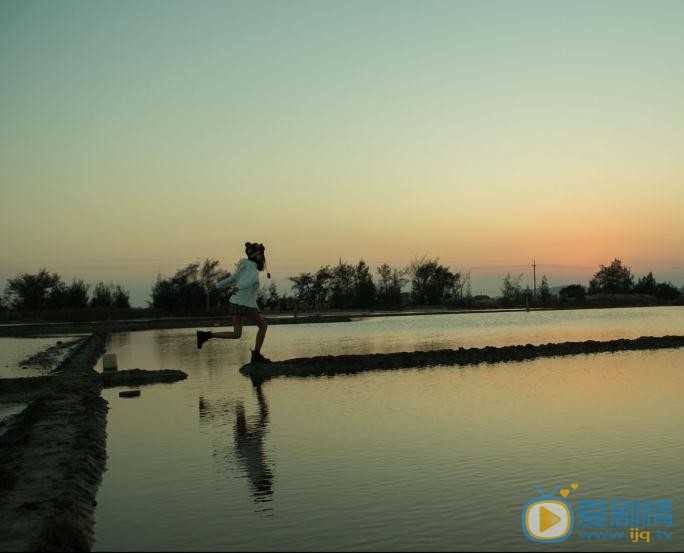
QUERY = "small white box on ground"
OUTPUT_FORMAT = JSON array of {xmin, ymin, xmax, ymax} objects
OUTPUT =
[{"xmin": 102, "ymin": 353, "xmax": 118, "ymax": 371}]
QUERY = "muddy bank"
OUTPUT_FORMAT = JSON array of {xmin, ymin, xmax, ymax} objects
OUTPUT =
[
  {"xmin": 15, "ymin": 339, "xmax": 82, "ymax": 371},
  {"xmin": 0, "ymin": 314, "xmax": 352, "ymax": 337},
  {"xmin": 0, "ymin": 375, "xmax": 55, "ymax": 403},
  {"xmin": 0, "ymin": 333, "xmax": 108, "ymax": 552},
  {"xmin": 101, "ymin": 368, "xmax": 187, "ymax": 388},
  {"xmin": 241, "ymin": 334, "xmax": 684, "ymax": 379}
]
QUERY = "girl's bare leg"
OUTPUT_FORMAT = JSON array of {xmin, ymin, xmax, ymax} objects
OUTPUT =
[
  {"xmin": 211, "ymin": 316, "xmax": 243, "ymax": 339},
  {"xmin": 245, "ymin": 312, "xmax": 268, "ymax": 352}
]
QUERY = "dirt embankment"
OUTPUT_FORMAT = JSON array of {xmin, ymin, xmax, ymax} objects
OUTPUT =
[
  {"xmin": 0, "ymin": 313, "xmax": 353, "ymax": 337},
  {"xmin": 0, "ymin": 333, "xmax": 108, "ymax": 552},
  {"xmin": 101, "ymin": 368, "xmax": 187, "ymax": 388},
  {"xmin": 241, "ymin": 334, "xmax": 684, "ymax": 379}
]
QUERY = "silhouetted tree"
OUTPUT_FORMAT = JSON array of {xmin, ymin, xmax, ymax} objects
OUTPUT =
[
  {"xmin": 409, "ymin": 257, "xmax": 460, "ymax": 305},
  {"xmin": 354, "ymin": 260, "xmax": 376, "ymax": 308},
  {"xmin": 633, "ymin": 272, "xmax": 657, "ymax": 295},
  {"xmin": 47, "ymin": 281, "xmax": 67, "ymax": 309},
  {"xmin": 91, "ymin": 282, "xmax": 114, "ymax": 308},
  {"xmin": 265, "ymin": 283, "xmax": 280, "ymax": 310},
  {"xmin": 151, "ymin": 263, "xmax": 205, "ymax": 311},
  {"xmin": 654, "ymin": 282, "xmax": 681, "ymax": 300},
  {"xmin": 4, "ymin": 269, "xmax": 62, "ymax": 311},
  {"xmin": 66, "ymin": 279, "xmax": 90, "ymax": 308},
  {"xmin": 501, "ymin": 273, "xmax": 524, "ymax": 305},
  {"xmin": 539, "ymin": 275, "xmax": 551, "ymax": 303},
  {"xmin": 257, "ymin": 283, "xmax": 281, "ymax": 310},
  {"xmin": 112, "ymin": 285, "xmax": 131, "ymax": 309},
  {"xmin": 289, "ymin": 272, "xmax": 315, "ymax": 307},
  {"xmin": 589, "ymin": 259, "xmax": 634, "ymax": 294},
  {"xmin": 629, "ymin": 271, "xmax": 678, "ymax": 299},
  {"xmin": 291, "ymin": 259, "xmax": 379, "ymax": 309},
  {"xmin": 277, "ymin": 292, "xmax": 296, "ymax": 311},
  {"xmin": 49, "ymin": 279, "xmax": 90, "ymax": 309},
  {"xmin": 313, "ymin": 266, "xmax": 333, "ymax": 307},
  {"xmin": 377, "ymin": 263, "xmax": 407, "ymax": 308},
  {"xmin": 200, "ymin": 258, "xmax": 222, "ymax": 311},
  {"xmin": 329, "ymin": 260, "xmax": 356, "ymax": 308},
  {"xmin": 523, "ymin": 285, "xmax": 533, "ymax": 303},
  {"xmin": 559, "ymin": 284, "xmax": 586, "ymax": 300}
]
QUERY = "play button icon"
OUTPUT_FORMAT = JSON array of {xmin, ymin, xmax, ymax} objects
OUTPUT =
[
  {"xmin": 522, "ymin": 500, "xmax": 573, "ymax": 542},
  {"xmin": 539, "ymin": 506, "xmax": 561, "ymax": 532}
]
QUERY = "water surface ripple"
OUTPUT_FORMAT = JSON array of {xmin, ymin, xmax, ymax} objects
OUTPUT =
[{"xmin": 93, "ymin": 307, "xmax": 684, "ymax": 551}]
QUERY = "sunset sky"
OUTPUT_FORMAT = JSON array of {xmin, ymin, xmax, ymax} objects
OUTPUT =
[{"xmin": 2, "ymin": 0, "xmax": 683, "ymax": 306}]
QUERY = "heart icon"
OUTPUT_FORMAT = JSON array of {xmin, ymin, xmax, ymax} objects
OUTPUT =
[
  {"xmin": 571, "ymin": 483, "xmax": 579, "ymax": 490},
  {"xmin": 560, "ymin": 489, "xmax": 570, "ymax": 498}
]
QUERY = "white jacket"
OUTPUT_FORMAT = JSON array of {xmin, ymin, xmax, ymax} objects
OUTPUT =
[{"xmin": 216, "ymin": 259, "xmax": 260, "ymax": 309}]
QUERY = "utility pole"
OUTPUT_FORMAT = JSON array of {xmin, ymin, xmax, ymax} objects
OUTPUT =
[{"xmin": 533, "ymin": 259, "xmax": 537, "ymax": 299}]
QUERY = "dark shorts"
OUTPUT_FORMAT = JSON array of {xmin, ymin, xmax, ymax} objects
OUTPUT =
[{"xmin": 229, "ymin": 302, "xmax": 259, "ymax": 316}]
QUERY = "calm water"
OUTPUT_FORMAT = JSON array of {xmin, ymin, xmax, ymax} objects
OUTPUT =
[
  {"xmin": 92, "ymin": 307, "xmax": 683, "ymax": 551},
  {"xmin": 0, "ymin": 336, "xmax": 82, "ymax": 379}
]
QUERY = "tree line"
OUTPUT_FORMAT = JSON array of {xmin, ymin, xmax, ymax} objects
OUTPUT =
[
  {"xmin": 151, "ymin": 257, "xmax": 681, "ymax": 310},
  {"xmin": 1, "ymin": 268, "xmax": 130, "ymax": 312},
  {"xmin": 499, "ymin": 258, "xmax": 681, "ymax": 304},
  {"xmin": 148, "ymin": 256, "xmax": 464, "ymax": 311},
  {"xmin": 287, "ymin": 257, "xmax": 466, "ymax": 309},
  {"xmin": 1, "ymin": 257, "xmax": 680, "ymax": 314},
  {"xmin": 587, "ymin": 258, "xmax": 681, "ymax": 298}
]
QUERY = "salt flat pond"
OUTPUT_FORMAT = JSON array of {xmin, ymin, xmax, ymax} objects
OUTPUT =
[
  {"xmin": 93, "ymin": 307, "xmax": 683, "ymax": 551},
  {"xmin": 0, "ymin": 336, "xmax": 82, "ymax": 379}
]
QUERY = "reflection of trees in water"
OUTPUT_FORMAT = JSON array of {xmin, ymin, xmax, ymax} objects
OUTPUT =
[{"xmin": 199, "ymin": 377, "xmax": 274, "ymax": 510}]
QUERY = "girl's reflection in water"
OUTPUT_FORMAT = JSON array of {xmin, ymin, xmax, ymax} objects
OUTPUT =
[{"xmin": 199, "ymin": 375, "xmax": 273, "ymax": 511}]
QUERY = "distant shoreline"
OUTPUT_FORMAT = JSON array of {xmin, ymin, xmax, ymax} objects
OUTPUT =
[{"xmin": 0, "ymin": 304, "xmax": 681, "ymax": 337}]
